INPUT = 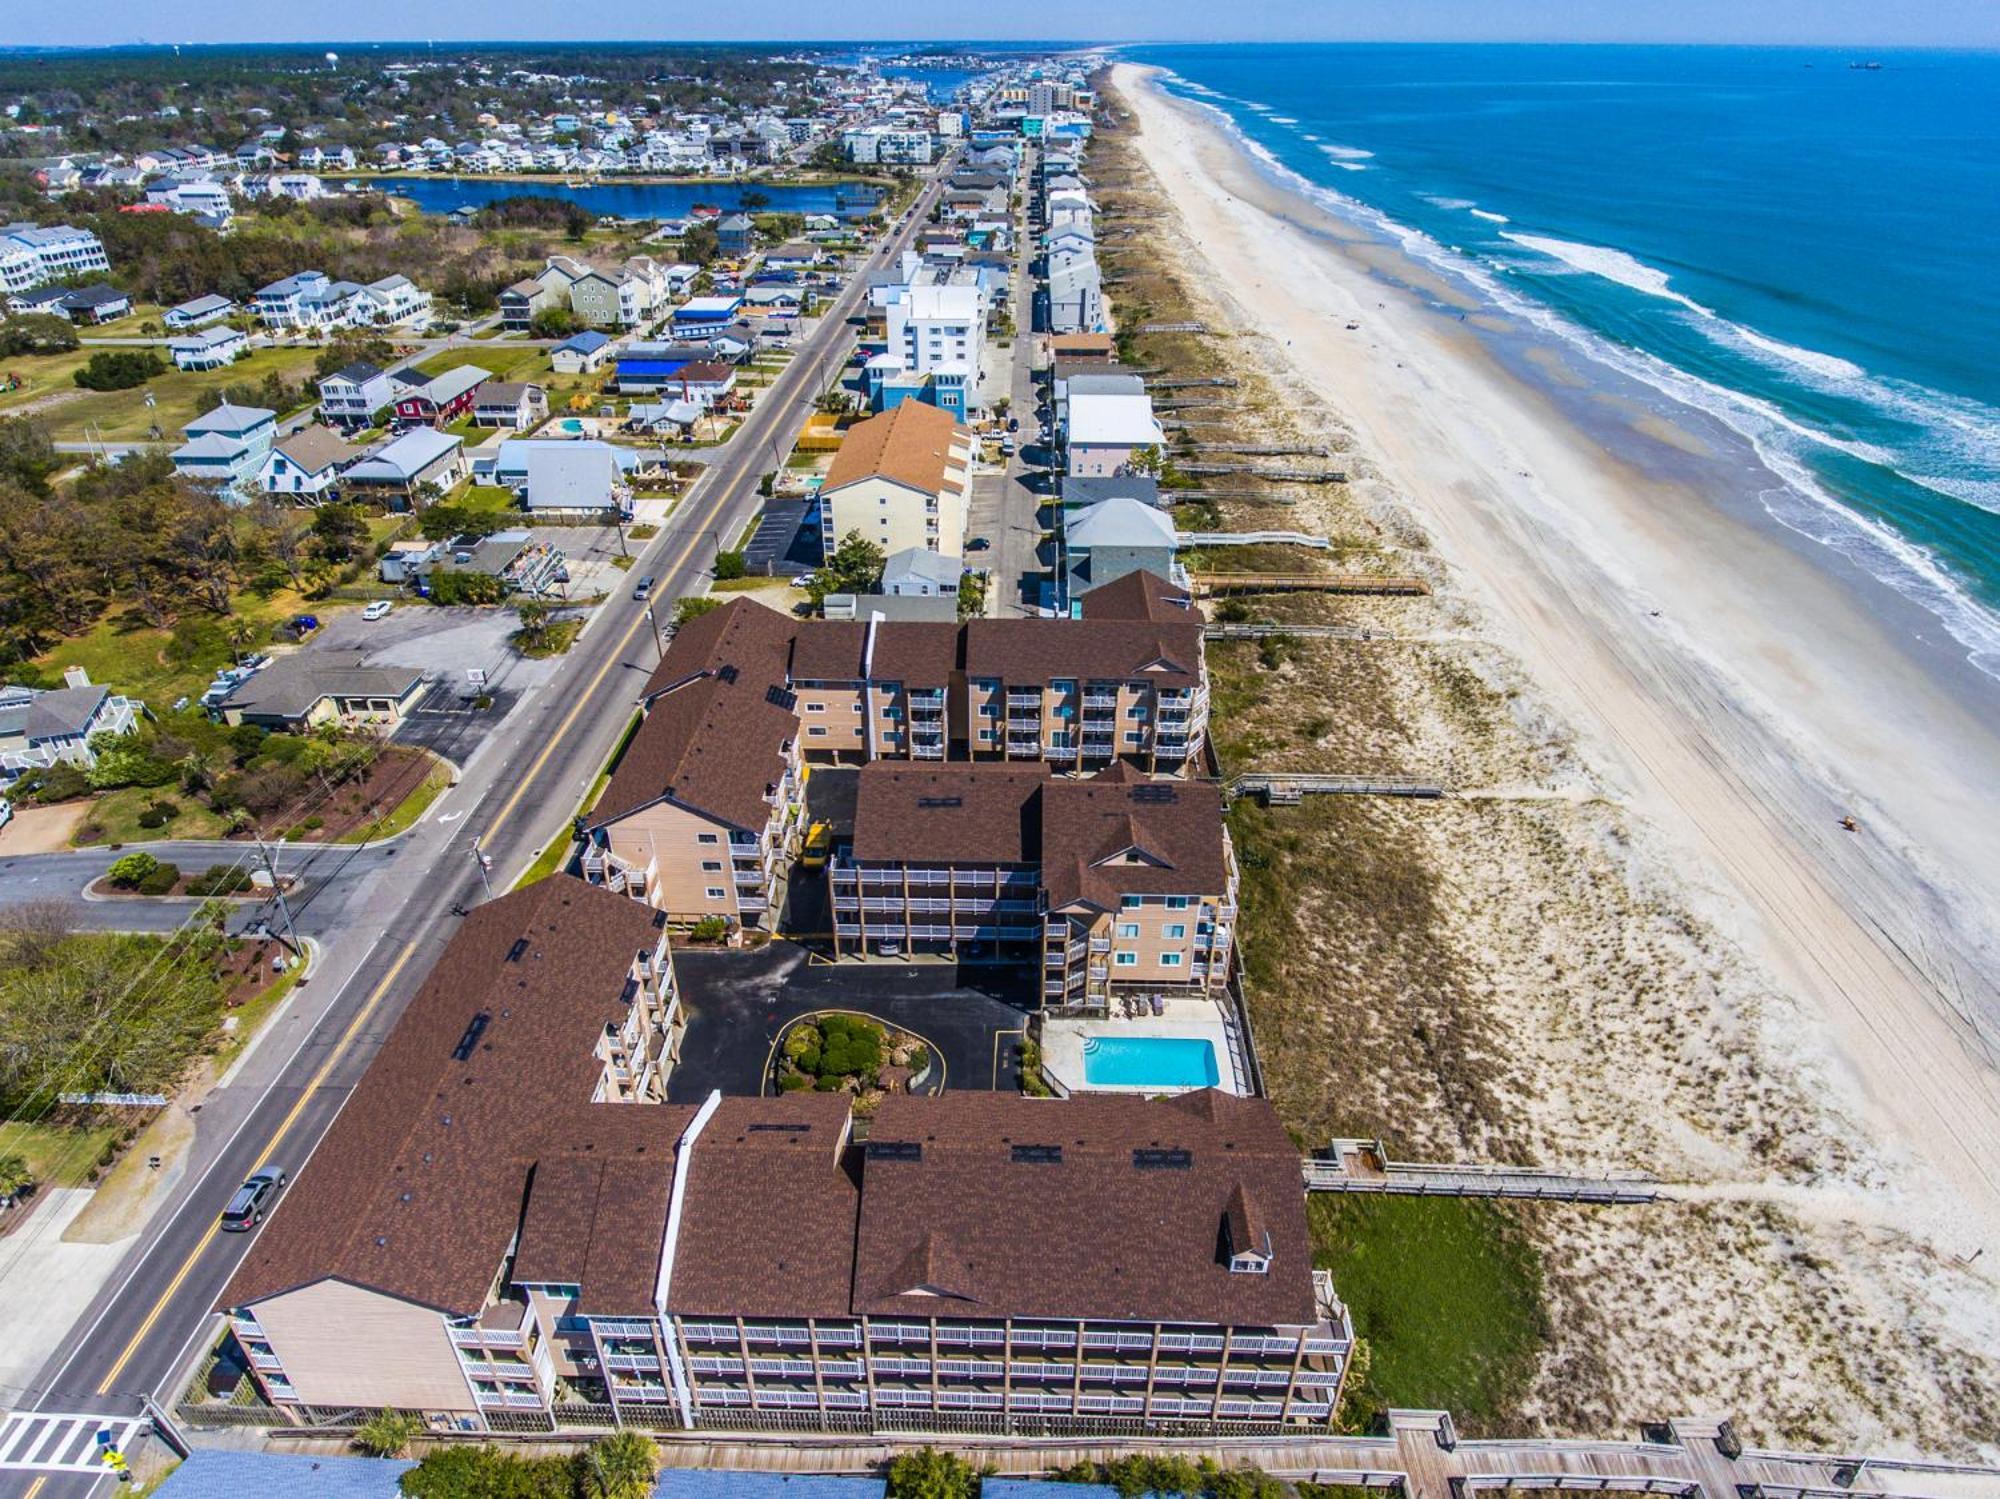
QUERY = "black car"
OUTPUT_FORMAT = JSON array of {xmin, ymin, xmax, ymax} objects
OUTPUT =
[
  {"xmin": 1007, "ymin": 417, "xmax": 1020, "ymax": 433},
  {"xmin": 220, "ymin": 1167, "xmax": 287, "ymax": 1232},
  {"xmin": 966, "ymin": 536, "xmax": 992, "ymax": 553}
]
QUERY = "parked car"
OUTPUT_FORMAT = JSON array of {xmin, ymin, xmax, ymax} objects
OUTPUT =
[
  {"xmin": 966, "ymin": 536, "xmax": 992, "ymax": 553},
  {"xmin": 361, "ymin": 600, "xmax": 393, "ymax": 621},
  {"xmin": 1007, "ymin": 417, "xmax": 1019, "ymax": 432},
  {"xmin": 220, "ymin": 1167, "xmax": 287, "ymax": 1232},
  {"xmin": 288, "ymin": 614, "xmax": 319, "ymax": 639},
  {"xmin": 799, "ymin": 821, "xmax": 833, "ymax": 871},
  {"xmin": 632, "ymin": 575, "xmax": 656, "ymax": 601}
]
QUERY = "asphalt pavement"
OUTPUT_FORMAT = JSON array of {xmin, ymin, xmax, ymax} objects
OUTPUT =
[{"xmin": 0, "ymin": 158, "xmax": 956, "ymax": 1498}]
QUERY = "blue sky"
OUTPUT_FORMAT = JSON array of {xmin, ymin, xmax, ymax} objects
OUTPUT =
[{"xmin": 7, "ymin": 0, "xmax": 1998, "ymax": 48}]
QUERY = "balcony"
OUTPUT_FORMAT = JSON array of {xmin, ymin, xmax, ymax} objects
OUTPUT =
[
  {"xmin": 245, "ymin": 1349, "xmax": 283, "ymax": 1372},
  {"xmin": 1088, "ymin": 936, "xmax": 1111, "ymax": 953}
]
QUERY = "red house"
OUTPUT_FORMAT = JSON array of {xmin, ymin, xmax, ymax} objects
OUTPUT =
[{"xmin": 392, "ymin": 365, "xmax": 489, "ymax": 428}]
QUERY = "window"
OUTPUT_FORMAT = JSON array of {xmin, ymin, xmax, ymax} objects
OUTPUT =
[
  {"xmin": 696, "ymin": 833, "xmax": 720, "ymax": 846},
  {"xmin": 1165, "ymin": 896, "xmax": 1190, "ymax": 910},
  {"xmin": 1128, "ymin": 705, "xmax": 1149, "ymax": 721},
  {"xmin": 978, "ymin": 729, "xmax": 995, "ymax": 741},
  {"xmin": 1121, "ymin": 895, "xmax": 1142, "ymax": 909},
  {"xmin": 1124, "ymin": 732, "xmax": 1144, "ymax": 746},
  {"xmin": 701, "ymin": 860, "xmax": 723, "ymax": 872},
  {"xmin": 1117, "ymin": 923, "xmax": 1140, "ymax": 939},
  {"xmin": 1114, "ymin": 952, "xmax": 1138, "ymax": 967},
  {"xmin": 705, "ymin": 887, "xmax": 727, "ymax": 900},
  {"xmin": 805, "ymin": 702, "xmax": 826, "ymax": 713},
  {"xmin": 1160, "ymin": 953, "xmax": 1184, "ymax": 968},
  {"xmin": 809, "ymin": 726, "xmax": 827, "ymax": 737}
]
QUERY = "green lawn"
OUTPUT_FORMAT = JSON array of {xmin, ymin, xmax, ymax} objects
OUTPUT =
[
  {"xmin": 411, "ymin": 343, "xmax": 550, "ymax": 384},
  {"xmin": 1309, "ymin": 1195, "xmax": 1548, "ymax": 1432},
  {"xmin": 0, "ymin": 1119, "xmax": 123, "ymax": 1189},
  {"xmin": 460, "ymin": 483, "xmax": 520, "ymax": 512},
  {"xmin": 0, "ymin": 346, "xmax": 322, "ymax": 444},
  {"xmin": 512, "ymin": 835, "xmax": 577, "ymax": 890},
  {"xmin": 71, "ymin": 787, "xmax": 229, "ymax": 847}
]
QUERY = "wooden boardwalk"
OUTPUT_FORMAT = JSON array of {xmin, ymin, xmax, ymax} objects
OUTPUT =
[
  {"xmin": 1191, "ymin": 571, "xmax": 1428, "ymax": 596},
  {"xmin": 1180, "ymin": 530, "xmax": 1331, "ymax": 549},
  {"xmin": 1179, "ymin": 463, "xmax": 1349, "ymax": 482},
  {"xmin": 630, "ymin": 1412, "xmax": 2000, "ymax": 1499},
  {"xmin": 1206, "ymin": 623, "xmax": 1396, "ymax": 642},
  {"xmin": 1305, "ymin": 1139, "xmax": 1660, "ymax": 1203},
  {"xmin": 1231, "ymin": 773, "xmax": 1446, "ymax": 804}
]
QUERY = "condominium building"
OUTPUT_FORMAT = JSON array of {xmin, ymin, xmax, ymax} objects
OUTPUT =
[
  {"xmin": 220, "ymin": 919, "xmax": 1348, "ymax": 1433},
  {"xmin": 0, "ymin": 222, "xmax": 109, "ymax": 293},
  {"xmin": 819, "ymin": 401, "xmax": 974, "ymax": 563},
  {"xmin": 885, "ymin": 282, "xmax": 985, "ymax": 383},
  {"xmin": 828, "ymin": 761, "xmax": 1237, "ymax": 1000},
  {"xmin": 252, "ymin": 270, "xmax": 369, "ymax": 330}
]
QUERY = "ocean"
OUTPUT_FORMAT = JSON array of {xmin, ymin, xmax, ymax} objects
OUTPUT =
[{"xmin": 1131, "ymin": 44, "xmax": 2000, "ymax": 679}]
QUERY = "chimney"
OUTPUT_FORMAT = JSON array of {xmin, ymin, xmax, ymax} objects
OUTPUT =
[{"xmin": 62, "ymin": 665, "xmax": 91, "ymax": 689}]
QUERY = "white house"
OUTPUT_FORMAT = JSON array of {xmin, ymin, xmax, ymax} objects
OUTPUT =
[
  {"xmin": 317, "ymin": 361, "xmax": 397, "ymax": 431},
  {"xmin": 0, "ymin": 223, "xmax": 109, "ymax": 294},
  {"xmin": 361, "ymin": 274, "xmax": 432, "ymax": 328},
  {"xmin": 252, "ymin": 271, "xmax": 367, "ymax": 331},
  {"xmin": 1065, "ymin": 390, "xmax": 1166, "ymax": 479},
  {"xmin": 258, "ymin": 425, "xmax": 364, "ymax": 503},
  {"xmin": 164, "ymin": 293, "xmax": 235, "ymax": 329},
  {"xmin": 886, "ymin": 282, "xmax": 985, "ymax": 384},
  {"xmin": 0, "ymin": 672, "xmax": 142, "ymax": 779},
  {"xmin": 168, "ymin": 324, "xmax": 249, "ymax": 371}
]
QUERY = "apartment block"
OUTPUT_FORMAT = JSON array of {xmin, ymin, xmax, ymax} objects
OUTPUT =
[
  {"xmin": 220, "ymin": 925, "xmax": 1348, "ymax": 1434},
  {"xmin": 0, "ymin": 222, "xmax": 109, "ymax": 293},
  {"xmin": 820, "ymin": 401, "xmax": 974, "ymax": 563},
  {"xmin": 828, "ymin": 762, "xmax": 1237, "ymax": 1000}
]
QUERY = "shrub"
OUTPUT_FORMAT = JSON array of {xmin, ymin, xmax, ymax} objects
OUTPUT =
[
  {"xmin": 688, "ymin": 915, "xmax": 728, "ymax": 942},
  {"xmin": 105, "ymin": 852, "xmax": 161, "ymax": 889},
  {"xmin": 187, "ymin": 864, "xmax": 252, "ymax": 897},
  {"xmin": 135, "ymin": 799, "xmax": 179, "ymax": 830},
  {"xmin": 72, "ymin": 349, "xmax": 166, "ymax": 392},
  {"xmin": 135, "ymin": 862, "xmax": 182, "ymax": 896},
  {"xmin": 426, "ymin": 568, "xmax": 508, "ymax": 606},
  {"xmin": 712, "ymin": 549, "xmax": 748, "ymax": 581},
  {"xmin": 352, "ymin": 1408, "xmax": 421, "ymax": 1459},
  {"xmin": 886, "ymin": 1448, "xmax": 982, "ymax": 1499},
  {"xmin": 674, "ymin": 596, "xmax": 722, "ymax": 627},
  {"xmin": 27, "ymin": 763, "xmax": 91, "ymax": 804}
]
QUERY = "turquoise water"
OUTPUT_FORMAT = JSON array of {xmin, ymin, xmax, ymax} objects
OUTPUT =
[
  {"xmin": 556, "ymin": 418, "xmax": 586, "ymax": 434},
  {"xmin": 379, "ymin": 177, "xmax": 870, "ymax": 220},
  {"xmin": 1133, "ymin": 45, "xmax": 2000, "ymax": 680},
  {"xmin": 1082, "ymin": 1035, "xmax": 1221, "ymax": 1089}
]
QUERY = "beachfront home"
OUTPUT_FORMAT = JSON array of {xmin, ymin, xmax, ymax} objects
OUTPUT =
[
  {"xmin": 1057, "ymin": 496, "xmax": 1187, "ymax": 613},
  {"xmin": 360, "ymin": 274, "xmax": 432, "ymax": 328},
  {"xmin": 167, "ymin": 324, "xmax": 248, "ymax": 371},
  {"xmin": 0, "ymin": 223, "xmax": 109, "ymax": 293},
  {"xmin": 1064, "ymin": 389, "xmax": 1165, "ymax": 479},
  {"xmin": 163, "ymin": 294, "xmax": 236, "ymax": 330},
  {"xmin": 818, "ymin": 401, "xmax": 974, "ymax": 563}
]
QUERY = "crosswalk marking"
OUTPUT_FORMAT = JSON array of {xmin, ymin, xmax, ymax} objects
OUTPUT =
[{"xmin": 0, "ymin": 1411, "xmax": 146, "ymax": 1475}]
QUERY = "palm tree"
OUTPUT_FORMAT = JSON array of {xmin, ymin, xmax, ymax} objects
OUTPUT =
[
  {"xmin": 351, "ymin": 1408, "xmax": 420, "ymax": 1458},
  {"xmin": 225, "ymin": 616, "xmax": 259, "ymax": 666},
  {"xmin": 581, "ymin": 1431, "xmax": 659, "ymax": 1499},
  {"xmin": 0, "ymin": 1153, "xmax": 35, "ymax": 1207},
  {"xmin": 516, "ymin": 599, "xmax": 551, "ymax": 652}
]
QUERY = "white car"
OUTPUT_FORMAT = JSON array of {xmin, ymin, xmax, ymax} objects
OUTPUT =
[{"xmin": 362, "ymin": 600, "xmax": 394, "ymax": 621}]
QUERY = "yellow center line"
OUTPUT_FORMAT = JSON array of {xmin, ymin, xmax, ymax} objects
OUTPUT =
[{"xmin": 92, "ymin": 938, "xmax": 421, "ymax": 1397}]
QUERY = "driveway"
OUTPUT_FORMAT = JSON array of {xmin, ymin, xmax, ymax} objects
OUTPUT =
[{"xmin": 668, "ymin": 940, "xmax": 1032, "ymax": 1100}]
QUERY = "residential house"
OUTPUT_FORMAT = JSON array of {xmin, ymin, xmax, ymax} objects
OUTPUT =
[
  {"xmin": 549, "ymin": 329, "xmax": 612, "ymax": 375},
  {"xmin": 164, "ymin": 293, "xmax": 235, "ymax": 329},
  {"xmin": 482, "ymin": 438, "xmax": 641, "ymax": 492},
  {"xmin": 7, "ymin": 283, "xmax": 131, "ymax": 323},
  {"xmin": 258, "ymin": 425, "xmax": 364, "ymax": 504},
  {"xmin": 1064, "ymin": 389, "xmax": 1165, "ymax": 479},
  {"xmin": 172, "ymin": 403, "xmax": 278, "ymax": 492},
  {"xmin": 1057, "ymin": 497, "xmax": 1186, "ymax": 614},
  {"xmin": 393, "ymin": 366, "xmax": 488, "ymax": 427},
  {"xmin": 252, "ymin": 271, "xmax": 367, "ymax": 331},
  {"xmin": 167, "ymin": 324, "xmax": 248, "ymax": 371},
  {"xmin": 624, "ymin": 399, "xmax": 701, "ymax": 437},
  {"xmin": 360, "ymin": 274, "xmax": 432, "ymax": 328},
  {"xmin": 715, "ymin": 213, "xmax": 755, "ymax": 258},
  {"xmin": 0, "ymin": 671, "xmax": 142, "ymax": 779},
  {"xmin": 471, "ymin": 381, "xmax": 548, "ymax": 430},
  {"xmin": 215, "ymin": 652, "xmax": 427, "ymax": 732},
  {"xmin": 1060, "ymin": 475, "xmax": 1164, "ymax": 511},
  {"xmin": 819, "ymin": 401, "xmax": 973, "ymax": 563},
  {"xmin": 519, "ymin": 442, "xmax": 623, "ymax": 513},
  {"xmin": 317, "ymin": 362, "xmax": 397, "ymax": 431},
  {"xmin": 879, "ymin": 546, "xmax": 962, "ymax": 598},
  {"xmin": 761, "ymin": 240, "xmax": 821, "ymax": 271},
  {"xmin": 669, "ymin": 295, "xmax": 745, "ymax": 338},
  {"xmin": 341, "ymin": 427, "xmax": 467, "ymax": 506},
  {"xmin": 499, "ymin": 276, "xmax": 558, "ymax": 332}
]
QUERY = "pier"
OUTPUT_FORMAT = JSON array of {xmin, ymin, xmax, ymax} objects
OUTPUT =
[
  {"xmin": 1206, "ymin": 622, "xmax": 1395, "ymax": 642},
  {"xmin": 1190, "ymin": 570, "xmax": 1429, "ymax": 596},
  {"xmin": 1305, "ymin": 1138, "xmax": 1662, "ymax": 1203},
  {"xmin": 1178, "ymin": 462, "xmax": 1349, "ymax": 481},
  {"xmin": 1232, "ymin": 774, "xmax": 1447, "ymax": 804}
]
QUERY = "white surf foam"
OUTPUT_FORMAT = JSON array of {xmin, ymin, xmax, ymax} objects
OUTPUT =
[
  {"xmin": 1318, "ymin": 144, "xmax": 1374, "ymax": 159},
  {"xmin": 1422, "ymin": 196, "xmax": 1476, "ymax": 210},
  {"xmin": 1470, "ymin": 208, "xmax": 1510, "ymax": 224},
  {"xmin": 1269, "ymin": 116, "xmax": 1299, "ymax": 125},
  {"xmin": 1167, "ymin": 88, "xmax": 2000, "ymax": 679}
]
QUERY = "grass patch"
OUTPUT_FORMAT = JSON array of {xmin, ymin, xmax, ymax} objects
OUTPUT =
[
  {"xmin": 710, "ymin": 575, "xmax": 790, "ymax": 594},
  {"xmin": 0, "ymin": 1119, "xmax": 122, "ymax": 1189},
  {"xmin": 334, "ymin": 761, "xmax": 450, "ymax": 844},
  {"xmin": 511, "ymin": 617, "xmax": 582, "ymax": 658},
  {"xmin": 512, "ymin": 835, "xmax": 576, "ymax": 890},
  {"xmin": 212, "ymin": 961, "xmax": 305, "ymax": 1072},
  {"xmin": 410, "ymin": 343, "xmax": 548, "ymax": 384},
  {"xmin": 459, "ymin": 482, "xmax": 520, "ymax": 513},
  {"xmin": 70, "ymin": 787, "xmax": 229, "ymax": 847},
  {"xmin": 1310, "ymin": 1195, "xmax": 1547, "ymax": 1433},
  {"xmin": 0, "ymin": 346, "xmax": 322, "ymax": 443}
]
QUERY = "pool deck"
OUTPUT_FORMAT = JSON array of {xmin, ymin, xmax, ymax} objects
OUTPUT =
[{"xmin": 1040, "ymin": 999, "xmax": 1247, "ymax": 1097}]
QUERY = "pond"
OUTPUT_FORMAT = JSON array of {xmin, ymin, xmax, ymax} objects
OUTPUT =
[{"xmin": 372, "ymin": 176, "xmax": 881, "ymax": 221}]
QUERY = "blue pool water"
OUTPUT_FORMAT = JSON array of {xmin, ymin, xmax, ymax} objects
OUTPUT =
[
  {"xmin": 1082, "ymin": 1035, "xmax": 1221, "ymax": 1090},
  {"xmin": 556, "ymin": 418, "xmax": 586, "ymax": 434}
]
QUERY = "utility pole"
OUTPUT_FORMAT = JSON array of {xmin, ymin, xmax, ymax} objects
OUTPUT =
[
  {"xmin": 255, "ymin": 837, "xmax": 300, "ymax": 955},
  {"xmin": 471, "ymin": 837, "xmax": 495, "ymax": 899},
  {"xmin": 645, "ymin": 602, "xmax": 664, "ymax": 662}
]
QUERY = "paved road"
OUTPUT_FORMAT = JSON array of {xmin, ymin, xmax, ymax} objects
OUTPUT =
[{"xmin": 0, "ymin": 159, "xmax": 954, "ymax": 1499}]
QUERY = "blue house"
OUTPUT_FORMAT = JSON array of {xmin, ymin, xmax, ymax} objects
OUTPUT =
[
  {"xmin": 172, "ymin": 402, "xmax": 278, "ymax": 495},
  {"xmin": 863, "ymin": 352, "xmax": 969, "ymax": 423}
]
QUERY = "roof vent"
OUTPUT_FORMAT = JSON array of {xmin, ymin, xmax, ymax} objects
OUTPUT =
[
  {"xmin": 866, "ymin": 1140, "xmax": 922, "ymax": 1162},
  {"xmin": 916, "ymin": 796, "xmax": 963, "ymax": 809},
  {"xmin": 1010, "ymin": 1144, "xmax": 1062, "ymax": 1164},
  {"xmin": 506, "ymin": 938, "xmax": 530, "ymax": 963},
  {"xmin": 1130, "ymin": 784, "xmax": 1176, "ymax": 803},
  {"xmin": 1132, "ymin": 1147, "xmax": 1192, "ymax": 1170}
]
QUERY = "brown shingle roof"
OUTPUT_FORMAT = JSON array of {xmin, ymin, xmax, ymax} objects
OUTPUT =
[
  {"xmin": 1040, "ymin": 762, "xmax": 1229, "ymax": 913},
  {"xmin": 823, "ymin": 401, "xmax": 967, "ymax": 499},
  {"xmin": 273, "ymin": 423, "xmax": 363, "ymax": 475},
  {"xmin": 1079, "ymin": 569, "xmax": 1195, "ymax": 623},
  {"xmin": 666, "ymin": 1095, "xmax": 859, "ymax": 1319},
  {"xmin": 594, "ymin": 601, "xmax": 799, "ymax": 832},
  {"xmin": 870, "ymin": 622, "xmax": 961, "ymax": 687},
  {"xmin": 962, "ymin": 617, "xmax": 1200, "ymax": 688},
  {"xmin": 221, "ymin": 881, "xmax": 679, "ymax": 1318},
  {"xmin": 852, "ymin": 1091, "xmax": 1316, "ymax": 1326},
  {"xmin": 850, "ymin": 764, "xmax": 1047, "ymax": 865}
]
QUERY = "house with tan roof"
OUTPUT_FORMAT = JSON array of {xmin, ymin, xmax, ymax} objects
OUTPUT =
[
  {"xmin": 257, "ymin": 423, "xmax": 364, "ymax": 502},
  {"xmin": 819, "ymin": 400, "xmax": 973, "ymax": 563}
]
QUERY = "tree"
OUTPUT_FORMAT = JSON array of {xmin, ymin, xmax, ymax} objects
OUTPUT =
[
  {"xmin": 579, "ymin": 1432, "xmax": 658, "ymax": 1499},
  {"xmin": 808, "ymin": 529, "xmax": 885, "ymax": 605},
  {"xmin": 72, "ymin": 349, "xmax": 166, "ymax": 391},
  {"xmin": 885, "ymin": 1448, "xmax": 981, "ymax": 1499},
  {"xmin": 351, "ymin": 1408, "xmax": 421, "ymax": 1459},
  {"xmin": 105, "ymin": 852, "xmax": 161, "ymax": 889},
  {"xmin": 418, "ymin": 502, "xmax": 507, "ymax": 543},
  {"xmin": 0, "ymin": 314, "xmax": 79, "ymax": 357},
  {"xmin": 310, "ymin": 503, "xmax": 368, "ymax": 563},
  {"xmin": 0, "ymin": 1152, "xmax": 33, "ymax": 1206},
  {"xmin": 225, "ymin": 616, "xmax": 259, "ymax": 665},
  {"xmin": 530, "ymin": 304, "xmax": 579, "ymax": 338},
  {"xmin": 515, "ymin": 597, "xmax": 550, "ymax": 651},
  {"xmin": 678, "ymin": 220, "xmax": 719, "ymax": 266},
  {"xmin": 314, "ymin": 330, "xmax": 395, "ymax": 379},
  {"xmin": 711, "ymin": 549, "xmax": 748, "ymax": 582}
]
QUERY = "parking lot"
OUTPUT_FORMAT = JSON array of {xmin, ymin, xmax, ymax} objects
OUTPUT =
[
  {"xmin": 529, "ymin": 521, "xmax": 634, "ymax": 603},
  {"xmin": 667, "ymin": 940, "xmax": 1032, "ymax": 1100},
  {"xmin": 740, "ymin": 498, "xmax": 820, "ymax": 577}
]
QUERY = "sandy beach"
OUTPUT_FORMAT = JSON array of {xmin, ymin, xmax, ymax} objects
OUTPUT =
[{"xmin": 1107, "ymin": 62, "xmax": 2000, "ymax": 1447}]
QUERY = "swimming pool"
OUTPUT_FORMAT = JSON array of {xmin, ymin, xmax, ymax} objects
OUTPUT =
[
  {"xmin": 556, "ymin": 418, "xmax": 587, "ymax": 434},
  {"xmin": 1081, "ymin": 1035, "xmax": 1221, "ymax": 1090}
]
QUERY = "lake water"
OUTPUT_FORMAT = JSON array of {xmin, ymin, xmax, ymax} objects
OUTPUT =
[{"xmin": 376, "ymin": 176, "xmax": 878, "ymax": 221}]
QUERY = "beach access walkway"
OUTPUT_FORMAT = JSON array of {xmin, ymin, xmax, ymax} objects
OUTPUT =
[
  {"xmin": 578, "ymin": 1412, "xmax": 2000, "ymax": 1499},
  {"xmin": 1189, "ymin": 570, "xmax": 1428, "ymax": 595},
  {"xmin": 1305, "ymin": 1138, "xmax": 1661, "ymax": 1204},
  {"xmin": 1229, "ymin": 773, "xmax": 1448, "ymax": 803}
]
